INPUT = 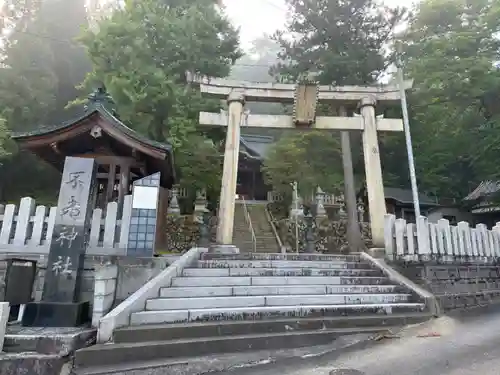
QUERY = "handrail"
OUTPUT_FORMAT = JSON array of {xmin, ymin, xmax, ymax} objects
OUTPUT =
[
  {"xmin": 265, "ymin": 204, "xmax": 284, "ymax": 252},
  {"xmin": 241, "ymin": 197, "xmax": 257, "ymax": 252}
]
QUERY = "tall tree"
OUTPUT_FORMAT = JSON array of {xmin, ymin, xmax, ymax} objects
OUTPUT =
[
  {"xmin": 79, "ymin": 0, "xmax": 242, "ymax": 194},
  {"xmin": 0, "ymin": 0, "xmax": 92, "ymax": 202},
  {"xmin": 273, "ymin": 0, "xmax": 405, "ymax": 85},
  {"xmin": 264, "ymin": 0, "xmax": 405, "ymax": 196},
  {"xmin": 391, "ymin": 0, "xmax": 500, "ymax": 199},
  {"xmin": 263, "ymin": 131, "xmax": 343, "ymax": 198}
]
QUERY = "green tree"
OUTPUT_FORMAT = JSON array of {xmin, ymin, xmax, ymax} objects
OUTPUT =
[
  {"xmin": 1, "ymin": 0, "xmax": 91, "ymax": 129},
  {"xmin": 263, "ymin": 131, "xmax": 343, "ymax": 198},
  {"xmin": 273, "ymin": 0, "xmax": 405, "ymax": 85},
  {"xmin": 264, "ymin": 0, "xmax": 405, "ymax": 196},
  {"xmin": 0, "ymin": 116, "xmax": 11, "ymax": 160},
  {"xmin": 79, "ymin": 0, "xmax": 242, "ymax": 194},
  {"xmin": 0, "ymin": 0, "xmax": 91, "ymax": 202},
  {"xmin": 393, "ymin": 0, "xmax": 500, "ymax": 199}
]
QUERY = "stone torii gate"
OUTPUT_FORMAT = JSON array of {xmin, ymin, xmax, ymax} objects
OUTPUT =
[{"xmin": 198, "ymin": 78, "xmax": 412, "ymax": 252}]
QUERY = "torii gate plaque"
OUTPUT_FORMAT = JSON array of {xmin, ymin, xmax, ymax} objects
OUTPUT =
[{"xmin": 198, "ymin": 78, "xmax": 412, "ymax": 251}]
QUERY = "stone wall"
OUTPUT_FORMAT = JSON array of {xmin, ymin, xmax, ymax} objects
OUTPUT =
[
  {"xmin": 393, "ymin": 261, "xmax": 500, "ymax": 310},
  {"xmin": 162, "ymin": 215, "xmax": 217, "ymax": 253},
  {"xmin": 0, "ymin": 254, "xmax": 180, "ymax": 318},
  {"xmin": 276, "ymin": 217, "xmax": 372, "ymax": 253}
]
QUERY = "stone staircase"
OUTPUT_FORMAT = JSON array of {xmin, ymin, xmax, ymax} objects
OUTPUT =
[
  {"xmin": 248, "ymin": 203, "xmax": 281, "ymax": 252},
  {"xmin": 74, "ymin": 252, "xmax": 432, "ymax": 372},
  {"xmin": 232, "ymin": 202, "xmax": 255, "ymax": 252},
  {"xmin": 233, "ymin": 202, "xmax": 280, "ymax": 253}
]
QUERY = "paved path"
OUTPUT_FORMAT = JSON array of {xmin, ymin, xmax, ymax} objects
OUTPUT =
[{"xmin": 225, "ymin": 310, "xmax": 500, "ymax": 375}]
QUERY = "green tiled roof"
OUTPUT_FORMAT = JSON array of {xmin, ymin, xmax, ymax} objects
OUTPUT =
[{"xmin": 11, "ymin": 103, "xmax": 172, "ymax": 153}]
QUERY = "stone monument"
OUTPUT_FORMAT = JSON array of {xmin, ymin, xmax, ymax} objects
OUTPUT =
[{"xmin": 22, "ymin": 157, "xmax": 97, "ymax": 327}]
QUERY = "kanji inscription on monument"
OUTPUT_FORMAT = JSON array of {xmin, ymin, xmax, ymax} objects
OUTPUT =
[
  {"xmin": 43, "ymin": 157, "xmax": 96, "ymax": 302},
  {"xmin": 22, "ymin": 156, "xmax": 97, "ymax": 327}
]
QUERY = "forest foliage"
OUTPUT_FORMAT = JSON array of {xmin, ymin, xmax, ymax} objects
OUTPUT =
[{"xmin": 1, "ymin": 0, "xmax": 499, "ymax": 204}]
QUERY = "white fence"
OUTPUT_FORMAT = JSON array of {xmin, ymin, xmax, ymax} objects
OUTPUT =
[
  {"xmin": 0, "ymin": 195, "xmax": 132, "ymax": 255},
  {"xmin": 384, "ymin": 214, "xmax": 500, "ymax": 262}
]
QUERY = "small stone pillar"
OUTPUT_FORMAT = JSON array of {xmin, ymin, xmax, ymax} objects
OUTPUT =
[
  {"xmin": 303, "ymin": 206, "xmax": 316, "ymax": 253},
  {"xmin": 359, "ymin": 96, "xmax": 386, "ymax": 247},
  {"xmin": 167, "ymin": 186, "xmax": 181, "ymax": 216},
  {"xmin": 357, "ymin": 200, "xmax": 366, "ymax": 223},
  {"xmin": 0, "ymin": 302, "xmax": 10, "ymax": 351},
  {"xmin": 194, "ymin": 189, "xmax": 210, "ymax": 248},
  {"xmin": 92, "ymin": 263, "xmax": 118, "ymax": 327},
  {"xmin": 338, "ymin": 194, "xmax": 347, "ymax": 219},
  {"xmin": 315, "ymin": 186, "xmax": 327, "ymax": 219}
]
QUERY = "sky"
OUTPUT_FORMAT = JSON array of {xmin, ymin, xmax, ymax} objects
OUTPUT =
[{"xmin": 223, "ymin": 0, "xmax": 419, "ymax": 49}]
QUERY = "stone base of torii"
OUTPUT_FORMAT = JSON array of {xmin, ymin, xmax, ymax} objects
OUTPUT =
[{"xmin": 197, "ymin": 78, "xmax": 412, "ymax": 252}]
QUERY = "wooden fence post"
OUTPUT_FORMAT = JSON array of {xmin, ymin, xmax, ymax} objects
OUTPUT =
[
  {"xmin": 31, "ymin": 205, "xmax": 48, "ymax": 246},
  {"xmin": 13, "ymin": 197, "xmax": 36, "ymax": 246},
  {"xmin": 416, "ymin": 216, "xmax": 430, "ymax": 258},
  {"xmin": 0, "ymin": 204, "xmax": 16, "ymax": 245}
]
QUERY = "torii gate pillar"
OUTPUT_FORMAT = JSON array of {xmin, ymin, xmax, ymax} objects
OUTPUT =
[
  {"xmin": 359, "ymin": 96, "xmax": 387, "ymax": 246},
  {"xmin": 214, "ymin": 89, "xmax": 245, "ymax": 252}
]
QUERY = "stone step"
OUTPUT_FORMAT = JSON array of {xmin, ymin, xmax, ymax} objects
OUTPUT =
[
  {"xmin": 114, "ymin": 313, "xmax": 432, "ymax": 343},
  {"xmin": 170, "ymin": 276, "xmax": 391, "ymax": 287},
  {"xmin": 183, "ymin": 267, "xmax": 382, "ymax": 277},
  {"xmin": 74, "ymin": 326, "xmax": 388, "ymax": 369},
  {"xmin": 200, "ymin": 252, "xmax": 362, "ymax": 262},
  {"xmin": 197, "ymin": 259, "xmax": 369, "ymax": 269},
  {"xmin": 146, "ymin": 294, "xmax": 412, "ymax": 311},
  {"xmin": 159, "ymin": 284, "xmax": 406, "ymax": 298},
  {"xmin": 130, "ymin": 303, "xmax": 426, "ymax": 325}
]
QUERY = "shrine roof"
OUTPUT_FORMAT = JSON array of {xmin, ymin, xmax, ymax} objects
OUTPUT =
[
  {"xmin": 463, "ymin": 180, "xmax": 500, "ymax": 202},
  {"xmin": 11, "ymin": 104, "xmax": 172, "ymax": 154},
  {"xmin": 358, "ymin": 186, "xmax": 439, "ymax": 207},
  {"xmin": 384, "ymin": 187, "xmax": 439, "ymax": 207},
  {"xmin": 240, "ymin": 134, "xmax": 274, "ymax": 160},
  {"xmin": 11, "ymin": 87, "xmax": 176, "ymax": 187}
]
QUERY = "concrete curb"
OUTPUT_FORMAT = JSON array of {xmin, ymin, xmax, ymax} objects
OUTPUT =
[
  {"xmin": 70, "ymin": 333, "xmax": 379, "ymax": 375},
  {"xmin": 360, "ymin": 252, "xmax": 441, "ymax": 317}
]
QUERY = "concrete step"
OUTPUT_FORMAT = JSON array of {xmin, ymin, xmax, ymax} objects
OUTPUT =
[
  {"xmin": 170, "ymin": 276, "xmax": 392, "ymax": 287},
  {"xmin": 197, "ymin": 260, "xmax": 369, "ymax": 269},
  {"xmin": 159, "ymin": 285, "xmax": 407, "ymax": 298},
  {"xmin": 114, "ymin": 313, "xmax": 432, "ymax": 343},
  {"xmin": 130, "ymin": 303, "xmax": 426, "ymax": 325},
  {"xmin": 146, "ymin": 294, "xmax": 412, "ymax": 311},
  {"xmin": 183, "ymin": 267, "xmax": 382, "ymax": 277},
  {"xmin": 200, "ymin": 252, "xmax": 362, "ymax": 261},
  {"xmin": 74, "ymin": 326, "xmax": 388, "ymax": 369}
]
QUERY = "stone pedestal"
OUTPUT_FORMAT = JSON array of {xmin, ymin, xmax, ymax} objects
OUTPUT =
[
  {"xmin": 23, "ymin": 157, "xmax": 97, "ymax": 327},
  {"xmin": 22, "ymin": 301, "xmax": 90, "ymax": 327},
  {"xmin": 209, "ymin": 244, "xmax": 240, "ymax": 254}
]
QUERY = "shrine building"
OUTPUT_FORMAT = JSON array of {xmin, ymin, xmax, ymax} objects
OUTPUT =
[
  {"xmin": 237, "ymin": 134, "xmax": 274, "ymax": 201},
  {"xmin": 11, "ymin": 88, "xmax": 176, "ymax": 212}
]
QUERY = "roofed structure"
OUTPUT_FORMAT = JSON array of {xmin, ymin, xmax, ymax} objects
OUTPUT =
[
  {"xmin": 11, "ymin": 87, "xmax": 175, "ymax": 208},
  {"xmin": 239, "ymin": 134, "xmax": 274, "ymax": 160},
  {"xmin": 383, "ymin": 187, "xmax": 439, "ymax": 207},
  {"xmin": 463, "ymin": 180, "xmax": 500, "ymax": 213}
]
